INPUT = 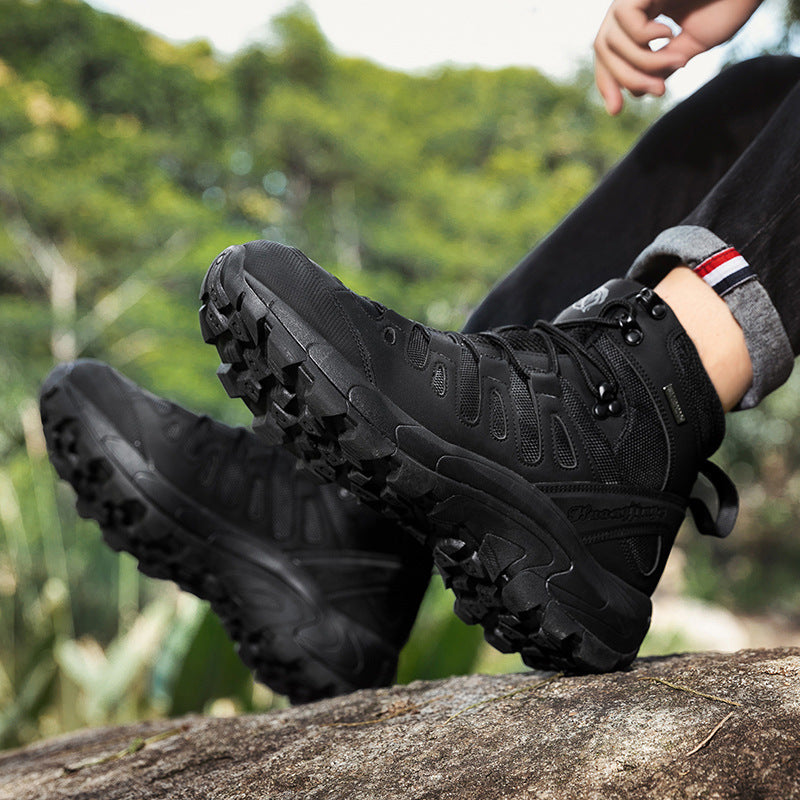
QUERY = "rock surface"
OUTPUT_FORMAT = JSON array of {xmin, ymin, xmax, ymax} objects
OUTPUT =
[{"xmin": 2, "ymin": 648, "xmax": 800, "ymax": 799}]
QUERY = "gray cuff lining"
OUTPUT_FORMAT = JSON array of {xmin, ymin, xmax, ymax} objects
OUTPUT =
[
  {"xmin": 628, "ymin": 225, "xmax": 730, "ymax": 284},
  {"xmin": 726, "ymin": 279, "xmax": 794, "ymax": 409},
  {"xmin": 627, "ymin": 225, "xmax": 794, "ymax": 409}
]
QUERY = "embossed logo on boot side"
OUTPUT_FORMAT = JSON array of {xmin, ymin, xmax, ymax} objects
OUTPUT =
[
  {"xmin": 571, "ymin": 286, "xmax": 609, "ymax": 313},
  {"xmin": 566, "ymin": 502, "xmax": 667, "ymax": 523}
]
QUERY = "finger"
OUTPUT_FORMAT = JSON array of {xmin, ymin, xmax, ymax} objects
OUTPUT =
[
  {"xmin": 595, "ymin": 59, "xmax": 624, "ymax": 115},
  {"xmin": 629, "ymin": 81, "xmax": 666, "ymax": 97},
  {"xmin": 656, "ymin": 30, "xmax": 708, "ymax": 64},
  {"xmin": 605, "ymin": 17, "xmax": 686, "ymax": 76},
  {"xmin": 595, "ymin": 35, "xmax": 669, "ymax": 97},
  {"xmin": 614, "ymin": 3, "xmax": 674, "ymax": 45}
]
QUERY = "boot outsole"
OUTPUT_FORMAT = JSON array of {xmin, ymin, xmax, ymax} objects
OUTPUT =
[
  {"xmin": 40, "ymin": 363, "xmax": 397, "ymax": 704},
  {"xmin": 200, "ymin": 245, "xmax": 652, "ymax": 674}
]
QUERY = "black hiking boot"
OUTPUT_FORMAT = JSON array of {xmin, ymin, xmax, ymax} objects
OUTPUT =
[
  {"xmin": 199, "ymin": 241, "xmax": 738, "ymax": 674},
  {"xmin": 39, "ymin": 360, "xmax": 432, "ymax": 703}
]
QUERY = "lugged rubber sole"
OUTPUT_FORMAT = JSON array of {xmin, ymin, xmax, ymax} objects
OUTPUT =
[
  {"xmin": 39, "ymin": 364, "xmax": 397, "ymax": 703},
  {"xmin": 200, "ymin": 245, "xmax": 652, "ymax": 673}
]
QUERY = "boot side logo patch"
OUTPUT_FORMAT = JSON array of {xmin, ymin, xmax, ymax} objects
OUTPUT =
[
  {"xmin": 571, "ymin": 286, "xmax": 608, "ymax": 313},
  {"xmin": 663, "ymin": 383, "xmax": 686, "ymax": 424}
]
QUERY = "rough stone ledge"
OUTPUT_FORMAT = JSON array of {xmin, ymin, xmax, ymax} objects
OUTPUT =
[{"xmin": 2, "ymin": 647, "xmax": 800, "ymax": 800}]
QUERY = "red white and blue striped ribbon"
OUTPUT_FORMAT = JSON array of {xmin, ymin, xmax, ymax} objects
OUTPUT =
[{"xmin": 693, "ymin": 247, "xmax": 754, "ymax": 297}]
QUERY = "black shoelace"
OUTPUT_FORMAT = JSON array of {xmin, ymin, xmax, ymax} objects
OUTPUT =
[{"xmin": 459, "ymin": 301, "xmax": 638, "ymax": 403}]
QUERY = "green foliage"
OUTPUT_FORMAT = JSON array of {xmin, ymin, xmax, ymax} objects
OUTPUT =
[
  {"xmin": 0, "ymin": 0, "xmax": 228, "ymax": 133},
  {"xmin": 270, "ymin": 3, "xmax": 333, "ymax": 89},
  {"xmin": 159, "ymin": 605, "xmax": 264, "ymax": 717}
]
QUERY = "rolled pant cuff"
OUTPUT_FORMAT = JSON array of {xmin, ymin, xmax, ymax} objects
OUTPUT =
[{"xmin": 627, "ymin": 225, "xmax": 793, "ymax": 409}]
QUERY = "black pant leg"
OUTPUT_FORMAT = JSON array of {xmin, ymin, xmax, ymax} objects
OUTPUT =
[
  {"xmin": 678, "ymin": 67, "xmax": 800, "ymax": 354},
  {"xmin": 463, "ymin": 55, "xmax": 800, "ymax": 333}
]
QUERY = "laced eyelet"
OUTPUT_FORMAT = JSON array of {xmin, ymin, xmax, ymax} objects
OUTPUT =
[
  {"xmin": 595, "ymin": 381, "xmax": 623, "ymax": 419},
  {"xmin": 593, "ymin": 397, "xmax": 623, "ymax": 419},
  {"xmin": 597, "ymin": 381, "xmax": 616, "ymax": 400},
  {"xmin": 617, "ymin": 313, "xmax": 644, "ymax": 346},
  {"xmin": 383, "ymin": 327, "xmax": 397, "ymax": 345},
  {"xmin": 636, "ymin": 287, "xmax": 667, "ymax": 320},
  {"xmin": 624, "ymin": 328, "xmax": 643, "ymax": 345},
  {"xmin": 617, "ymin": 312, "xmax": 635, "ymax": 327}
]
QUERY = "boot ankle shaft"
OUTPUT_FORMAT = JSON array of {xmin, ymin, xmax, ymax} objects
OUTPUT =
[
  {"xmin": 604, "ymin": 287, "xmax": 726, "ymax": 488},
  {"xmin": 560, "ymin": 281, "xmax": 726, "ymax": 493}
]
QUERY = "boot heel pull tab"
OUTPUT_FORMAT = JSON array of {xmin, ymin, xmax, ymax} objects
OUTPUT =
[{"xmin": 688, "ymin": 460, "xmax": 739, "ymax": 538}]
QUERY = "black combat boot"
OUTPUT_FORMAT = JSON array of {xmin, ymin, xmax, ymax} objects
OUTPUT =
[{"xmin": 40, "ymin": 360, "xmax": 432, "ymax": 703}]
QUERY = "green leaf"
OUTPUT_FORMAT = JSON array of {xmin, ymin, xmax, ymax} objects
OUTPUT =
[{"xmin": 163, "ymin": 605, "xmax": 254, "ymax": 717}]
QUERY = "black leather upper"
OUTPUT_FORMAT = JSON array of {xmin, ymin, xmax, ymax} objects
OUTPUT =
[{"xmin": 243, "ymin": 239, "xmax": 735, "ymax": 598}]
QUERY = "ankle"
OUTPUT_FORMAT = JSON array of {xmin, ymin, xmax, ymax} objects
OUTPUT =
[{"xmin": 654, "ymin": 267, "xmax": 752, "ymax": 412}]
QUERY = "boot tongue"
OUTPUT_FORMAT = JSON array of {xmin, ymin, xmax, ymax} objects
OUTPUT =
[{"xmin": 552, "ymin": 279, "xmax": 643, "ymax": 325}]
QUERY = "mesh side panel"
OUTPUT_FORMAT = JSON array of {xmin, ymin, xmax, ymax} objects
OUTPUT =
[
  {"xmin": 406, "ymin": 324, "xmax": 431, "ymax": 369},
  {"xmin": 586, "ymin": 525, "xmax": 669, "ymax": 594},
  {"xmin": 667, "ymin": 330, "xmax": 725, "ymax": 456},
  {"xmin": 551, "ymin": 414, "xmax": 577, "ymax": 470},
  {"xmin": 301, "ymin": 495, "xmax": 325, "ymax": 544},
  {"xmin": 151, "ymin": 397, "xmax": 173, "ymax": 415},
  {"xmin": 624, "ymin": 525, "xmax": 674, "ymax": 594},
  {"xmin": 247, "ymin": 477, "xmax": 266, "ymax": 521},
  {"xmin": 218, "ymin": 459, "xmax": 246, "ymax": 507},
  {"xmin": 458, "ymin": 349, "xmax": 481, "ymax": 424},
  {"xmin": 597, "ymin": 337, "xmax": 666, "ymax": 491},
  {"xmin": 627, "ymin": 534, "xmax": 662, "ymax": 577},
  {"xmin": 509, "ymin": 372, "xmax": 540, "ymax": 464},
  {"xmin": 431, "ymin": 363, "xmax": 448, "ymax": 397},
  {"xmin": 489, "ymin": 389, "xmax": 508, "ymax": 441},
  {"xmin": 560, "ymin": 379, "xmax": 619, "ymax": 483},
  {"xmin": 199, "ymin": 450, "xmax": 220, "ymax": 487}
]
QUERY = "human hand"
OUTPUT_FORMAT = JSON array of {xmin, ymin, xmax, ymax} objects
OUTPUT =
[{"xmin": 594, "ymin": 0, "xmax": 763, "ymax": 114}]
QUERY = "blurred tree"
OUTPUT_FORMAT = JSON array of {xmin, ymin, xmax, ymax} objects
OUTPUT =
[
  {"xmin": 230, "ymin": 46, "xmax": 277, "ymax": 129},
  {"xmin": 270, "ymin": 2, "xmax": 333, "ymax": 89}
]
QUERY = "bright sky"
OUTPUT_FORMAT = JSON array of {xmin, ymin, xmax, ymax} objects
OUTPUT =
[{"xmin": 88, "ymin": 0, "xmax": 786, "ymax": 104}]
